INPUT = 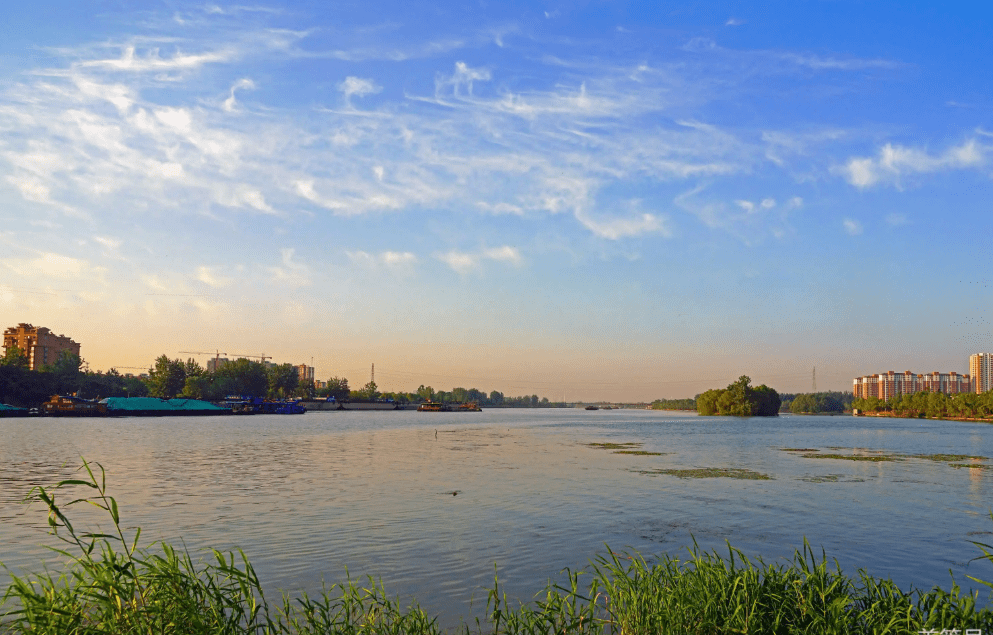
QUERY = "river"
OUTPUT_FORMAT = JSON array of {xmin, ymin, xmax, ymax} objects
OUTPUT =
[{"xmin": 2, "ymin": 409, "xmax": 992, "ymax": 627}]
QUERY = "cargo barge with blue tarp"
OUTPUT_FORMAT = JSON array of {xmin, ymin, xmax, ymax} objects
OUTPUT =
[
  {"xmin": 100, "ymin": 397, "xmax": 232, "ymax": 417},
  {"xmin": 0, "ymin": 403, "xmax": 29, "ymax": 417}
]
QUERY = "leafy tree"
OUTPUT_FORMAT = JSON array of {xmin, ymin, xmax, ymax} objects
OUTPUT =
[
  {"xmin": 147, "ymin": 355, "xmax": 186, "ymax": 398},
  {"xmin": 267, "ymin": 363, "xmax": 299, "ymax": 399},
  {"xmin": 752, "ymin": 384, "xmax": 781, "ymax": 416},
  {"xmin": 353, "ymin": 381, "xmax": 380, "ymax": 400},
  {"xmin": 181, "ymin": 375, "xmax": 211, "ymax": 400},
  {"xmin": 651, "ymin": 398, "xmax": 696, "ymax": 410},
  {"xmin": 0, "ymin": 346, "xmax": 28, "ymax": 369},
  {"xmin": 214, "ymin": 358, "xmax": 268, "ymax": 397},
  {"xmin": 0, "ymin": 365, "xmax": 51, "ymax": 406},
  {"xmin": 696, "ymin": 376, "xmax": 780, "ymax": 417},
  {"xmin": 416, "ymin": 385, "xmax": 435, "ymax": 402},
  {"xmin": 696, "ymin": 390, "xmax": 722, "ymax": 416},
  {"xmin": 47, "ymin": 352, "xmax": 84, "ymax": 396},
  {"xmin": 295, "ymin": 379, "xmax": 316, "ymax": 399},
  {"xmin": 488, "ymin": 390, "xmax": 504, "ymax": 405},
  {"xmin": 321, "ymin": 377, "xmax": 350, "ymax": 400},
  {"xmin": 184, "ymin": 358, "xmax": 205, "ymax": 378}
]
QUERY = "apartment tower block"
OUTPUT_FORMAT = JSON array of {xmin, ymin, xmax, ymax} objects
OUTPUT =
[
  {"xmin": 3, "ymin": 323, "xmax": 81, "ymax": 371},
  {"xmin": 970, "ymin": 353, "xmax": 993, "ymax": 394}
]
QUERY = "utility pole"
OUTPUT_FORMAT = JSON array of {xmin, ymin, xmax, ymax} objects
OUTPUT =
[
  {"xmin": 371, "ymin": 363, "xmax": 375, "ymax": 385},
  {"xmin": 812, "ymin": 367, "xmax": 817, "ymax": 392}
]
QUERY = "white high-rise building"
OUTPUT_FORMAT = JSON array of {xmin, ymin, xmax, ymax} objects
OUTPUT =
[{"xmin": 970, "ymin": 353, "xmax": 993, "ymax": 394}]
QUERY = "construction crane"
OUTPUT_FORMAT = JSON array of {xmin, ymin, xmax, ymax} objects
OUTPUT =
[
  {"xmin": 227, "ymin": 353, "xmax": 271, "ymax": 363},
  {"xmin": 178, "ymin": 350, "xmax": 271, "ymax": 364}
]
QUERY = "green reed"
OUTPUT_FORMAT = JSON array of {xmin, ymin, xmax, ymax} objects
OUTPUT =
[{"xmin": 3, "ymin": 459, "xmax": 993, "ymax": 634}]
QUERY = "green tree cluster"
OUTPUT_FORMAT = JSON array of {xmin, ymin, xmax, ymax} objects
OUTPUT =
[
  {"xmin": 0, "ymin": 350, "xmax": 148, "ymax": 407},
  {"xmin": 853, "ymin": 390, "xmax": 993, "ymax": 420},
  {"xmin": 317, "ymin": 377, "xmax": 350, "ymax": 400},
  {"xmin": 153, "ymin": 355, "xmax": 298, "ymax": 401},
  {"xmin": 696, "ymin": 376, "xmax": 781, "ymax": 417},
  {"xmin": 650, "ymin": 398, "xmax": 696, "ymax": 410},
  {"xmin": 779, "ymin": 391, "xmax": 853, "ymax": 413},
  {"xmin": 336, "ymin": 382, "xmax": 555, "ymax": 407}
]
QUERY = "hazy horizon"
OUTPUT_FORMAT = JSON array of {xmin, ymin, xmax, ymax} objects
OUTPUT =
[{"xmin": 1, "ymin": 1, "xmax": 990, "ymax": 401}]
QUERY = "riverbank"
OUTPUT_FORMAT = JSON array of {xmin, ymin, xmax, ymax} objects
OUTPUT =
[{"xmin": 855, "ymin": 411, "xmax": 993, "ymax": 424}]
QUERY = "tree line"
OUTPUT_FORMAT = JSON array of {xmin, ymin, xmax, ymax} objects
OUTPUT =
[
  {"xmin": 0, "ymin": 348, "xmax": 147, "ymax": 407},
  {"xmin": 0, "ymin": 347, "xmax": 557, "ymax": 408},
  {"xmin": 696, "ymin": 376, "xmax": 781, "ymax": 417},
  {"xmin": 779, "ymin": 391, "xmax": 854, "ymax": 414},
  {"xmin": 650, "ymin": 398, "xmax": 697, "ymax": 411},
  {"xmin": 853, "ymin": 390, "xmax": 993, "ymax": 420}
]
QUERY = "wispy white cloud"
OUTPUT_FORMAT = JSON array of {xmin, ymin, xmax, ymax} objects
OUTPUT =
[
  {"xmin": 269, "ymin": 248, "xmax": 311, "ymax": 287},
  {"xmin": 79, "ymin": 45, "xmax": 235, "ymax": 72},
  {"xmin": 837, "ymin": 140, "xmax": 986, "ymax": 188},
  {"xmin": 1, "ymin": 251, "xmax": 108, "ymax": 282},
  {"xmin": 339, "ymin": 76, "xmax": 382, "ymax": 107},
  {"xmin": 435, "ymin": 245, "xmax": 522, "ymax": 274},
  {"xmin": 196, "ymin": 265, "xmax": 234, "ymax": 287},
  {"xmin": 347, "ymin": 250, "xmax": 418, "ymax": 272},
  {"xmin": 222, "ymin": 78, "xmax": 255, "ymax": 112},
  {"xmin": 436, "ymin": 61, "xmax": 491, "ymax": 97},
  {"xmin": 843, "ymin": 219, "xmax": 863, "ymax": 235}
]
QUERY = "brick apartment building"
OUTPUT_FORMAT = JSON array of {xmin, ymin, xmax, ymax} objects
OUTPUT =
[
  {"xmin": 3, "ymin": 323, "xmax": 80, "ymax": 371},
  {"xmin": 853, "ymin": 370, "xmax": 972, "ymax": 400}
]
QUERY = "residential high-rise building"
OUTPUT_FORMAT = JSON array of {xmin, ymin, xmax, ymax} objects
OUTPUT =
[
  {"xmin": 3, "ymin": 323, "xmax": 80, "ymax": 371},
  {"xmin": 853, "ymin": 370, "xmax": 972, "ymax": 400},
  {"xmin": 296, "ymin": 364, "xmax": 315, "ymax": 383},
  {"xmin": 970, "ymin": 353, "xmax": 993, "ymax": 394}
]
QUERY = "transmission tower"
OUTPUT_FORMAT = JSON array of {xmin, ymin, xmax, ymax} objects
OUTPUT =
[
  {"xmin": 371, "ymin": 363, "xmax": 375, "ymax": 385},
  {"xmin": 812, "ymin": 367, "xmax": 816, "ymax": 392}
]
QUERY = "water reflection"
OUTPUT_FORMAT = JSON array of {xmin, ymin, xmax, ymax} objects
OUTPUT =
[{"xmin": 1, "ymin": 410, "xmax": 992, "ymax": 628}]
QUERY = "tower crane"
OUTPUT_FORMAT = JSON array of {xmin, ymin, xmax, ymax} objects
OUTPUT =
[{"xmin": 178, "ymin": 350, "xmax": 272, "ymax": 367}]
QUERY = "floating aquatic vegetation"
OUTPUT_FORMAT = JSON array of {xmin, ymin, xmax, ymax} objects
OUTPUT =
[
  {"xmin": 912, "ymin": 454, "xmax": 988, "ymax": 462},
  {"xmin": 800, "ymin": 453, "xmax": 902, "ymax": 462},
  {"xmin": 613, "ymin": 450, "xmax": 667, "ymax": 456},
  {"xmin": 802, "ymin": 474, "xmax": 840, "ymax": 483},
  {"xmin": 586, "ymin": 442, "xmax": 642, "ymax": 450},
  {"xmin": 637, "ymin": 467, "xmax": 773, "ymax": 480},
  {"xmin": 7, "ymin": 459, "xmax": 993, "ymax": 635},
  {"xmin": 949, "ymin": 463, "xmax": 993, "ymax": 470},
  {"xmin": 780, "ymin": 448, "xmax": 820, "ymax": 452},
  {"xmin": 800, "ymin": 474, "xmax": 866, "ymax": 483}
]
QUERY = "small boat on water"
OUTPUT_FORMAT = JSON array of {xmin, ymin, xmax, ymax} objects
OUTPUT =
[
  {"xmin": 418, "ymin": 401, "xmax": 451, "ymax": 412},
  {"xmin": 42, "ymin": 395, "xmax": 107, "ymax": 416},
  {"xmin": 585, "ymin": 405, "xmax": 599, "ymax": 410},
  {"xmin": 1, "ymin": 403, "xmax": 30, "ymax": 417},
  {"xmin": 224, "ymin": 397, "xmax": 306, "ymax": 415},
  {"xmin": 418, "ymin": 401, "xmax": 482, "ymax": 412}
]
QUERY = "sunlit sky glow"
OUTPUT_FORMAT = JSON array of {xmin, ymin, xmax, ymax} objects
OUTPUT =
[{"xmin": 1, "ymin": 1, "xmax": 991, "ymax": 400}]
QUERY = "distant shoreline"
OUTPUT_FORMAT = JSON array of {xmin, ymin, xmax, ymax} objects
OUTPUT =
[{"xmin": 854, "ymin": 411, "xmax": 993, "ymax": 424}]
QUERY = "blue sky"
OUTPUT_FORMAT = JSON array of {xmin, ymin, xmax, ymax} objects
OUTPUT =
[{"xmin": 1, "ymin": 1, "xmax": 991, "ymax": 400}]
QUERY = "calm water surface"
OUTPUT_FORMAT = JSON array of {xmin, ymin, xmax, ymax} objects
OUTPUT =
[{"xmin": 2, "ymin": 409, "xmax": 992, "ymax": 626}]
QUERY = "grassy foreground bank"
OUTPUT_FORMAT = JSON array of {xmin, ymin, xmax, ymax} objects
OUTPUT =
[{"xmin": 3, "ymin": 462, "xmax": 993, "ymax": 634}]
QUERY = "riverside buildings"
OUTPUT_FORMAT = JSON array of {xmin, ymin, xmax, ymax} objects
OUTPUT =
[
  {"xmin": 970, "ymin": 353, "xmax": 993, "ymax": 394},
  {"xmin": 852, "ymin": 371, "xmax": 972, "ymax": 400},
  {"xmin": 2, "ymin": 323, "xmax": 80, "ymax": 371},
  {"xmin": 296, "ymin": 364, "xmax": 315, "ymax": 383},
  {"xmin": 853, "ymin": 353, "xmax": 993, "ymax": 398}
]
